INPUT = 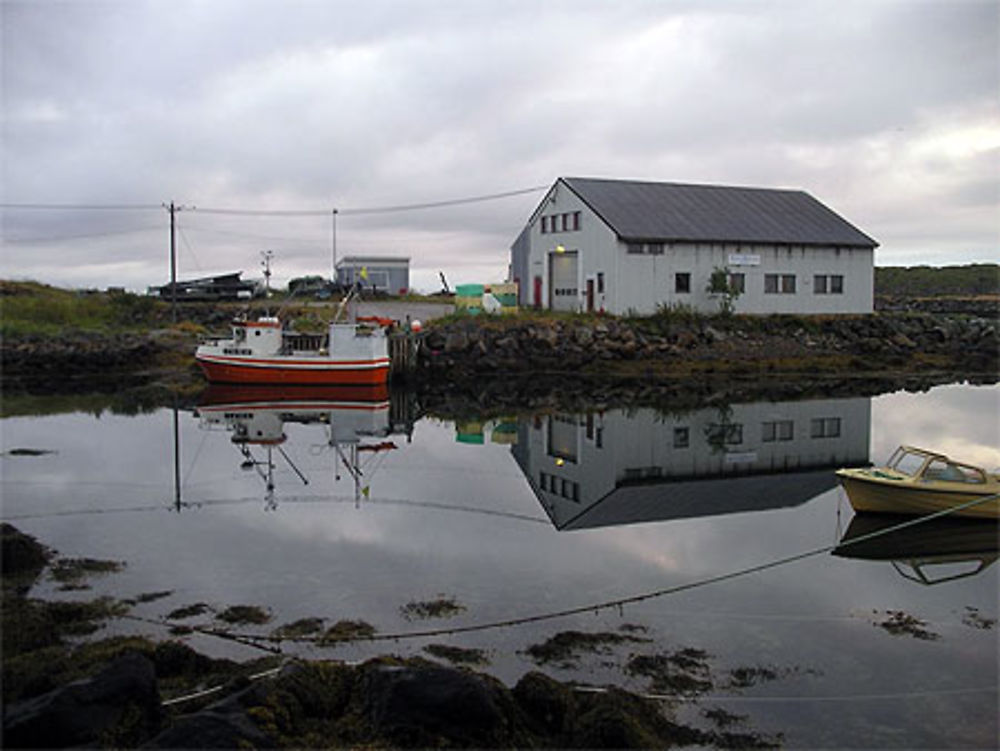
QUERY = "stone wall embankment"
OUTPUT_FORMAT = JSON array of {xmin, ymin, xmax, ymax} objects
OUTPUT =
[{"xmin": 413, "ymin": 312, "xmax": 999, "ymax": 380}]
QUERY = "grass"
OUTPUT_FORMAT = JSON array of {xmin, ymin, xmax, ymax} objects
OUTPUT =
[{"xmin": 0, "ymin": 280, "xmax": 167, "ymax": 337}]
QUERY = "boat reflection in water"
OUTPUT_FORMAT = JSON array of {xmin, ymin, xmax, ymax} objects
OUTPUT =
[
  {"xmin": 513, "ymin": 397, "xmax": 872, "ymax": 530},
  {"xmin": 833, "ymin": 513, "xmax": 999, "ymax": 585},
  {"xmin": 195, "ymin": 384, "xmax": 407, "ymax": 508}
]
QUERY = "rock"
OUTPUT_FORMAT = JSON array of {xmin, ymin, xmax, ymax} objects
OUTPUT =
[
  {"xmin": 443, "ymin": 330, "xmax": 469, "ymax": 353},
  {"xmin": 362, "ymin": 663, "xmax": 508, "ymax": 747},
  {"xmin": 0, "ymin": 524, "xmax": 52, "ymax": 580},
  {"xmin": 3, "ymin": 652, "xmax": 161, "ymax": 749},
  {"xmin": 143, "ymin": 681, "xmax": 274, "ymax": 749},
  {"xmin": 892, "ymin": 332, "xmax": 917, "ymax": 349},
  {"xmin": 574, "ymin": 326, "xmax": 593, "ymax": 346},
  {"xmin": 513, "ymin": 671, "xmax": 573, "ymax": 736}
]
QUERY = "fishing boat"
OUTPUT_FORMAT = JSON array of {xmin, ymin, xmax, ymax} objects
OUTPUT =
[
  {"xmin": 836, "ymin": 446, "xmax": 1000, "ymax": 520},
  {"xmin": 195, "ymin": 313, "xmax": 393, "ymax": 385}
]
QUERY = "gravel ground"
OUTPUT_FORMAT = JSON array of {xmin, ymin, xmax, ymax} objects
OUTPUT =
[{"xmin": 354, "ymin": 300, "xmax": 454, "ymax": 323}]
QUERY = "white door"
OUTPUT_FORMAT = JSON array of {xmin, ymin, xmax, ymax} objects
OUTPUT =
[{"xmin": 549, "ymin": 251, "xmax": 578, "ymax": 311}]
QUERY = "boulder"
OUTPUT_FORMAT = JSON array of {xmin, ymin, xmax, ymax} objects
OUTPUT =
[
  {"xmin": 3, "ymin": 652, "xmax": 161, "ymax": 749},
  {"xmin": 143, "ymin": 681, "xmax": 275, "ymax": 749},
  {"xmin": 362, "ymin": 663, "xmax": 509, "ymax": 747}
]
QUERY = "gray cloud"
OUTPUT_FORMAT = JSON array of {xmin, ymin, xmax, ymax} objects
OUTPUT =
[{"xmin": 2, "ymin": 0, "xmax": 997, "ymax": 290}]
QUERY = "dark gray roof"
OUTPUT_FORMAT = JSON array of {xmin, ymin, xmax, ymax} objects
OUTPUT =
[
  {"xmin": 561, "ymin": 177, "xmax": 878, "ymax": 248},
  {"xmin": 557, "ymin": 467, "xmax": 839, "ymax": 531}
]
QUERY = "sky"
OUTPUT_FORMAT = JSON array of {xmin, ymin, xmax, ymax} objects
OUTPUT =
[{"xmin": 2, "ymin": 0, "xmax": 998, "ymax": 293}]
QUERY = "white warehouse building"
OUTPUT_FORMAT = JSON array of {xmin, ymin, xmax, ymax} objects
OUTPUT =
[{"xmin": 509, "ymin": 177, "xmax": 878, "ymax": 315}]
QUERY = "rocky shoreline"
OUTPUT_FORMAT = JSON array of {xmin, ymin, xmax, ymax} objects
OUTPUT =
[
  {"xmin": 411, "ymin": 311, "xmax": 999, "ymax": 383},
  {"xmin": 2, "ymin": 524, "xmax": 778, "ymax": 749},
  {"xmin": 2, "ymin": 312, "xmax": 997, "ymax": 388}
]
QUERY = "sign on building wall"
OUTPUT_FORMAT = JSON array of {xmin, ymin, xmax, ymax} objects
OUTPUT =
[{"xmin": 728, "ymin": 253, "xmax": 761, "ymax": 266}]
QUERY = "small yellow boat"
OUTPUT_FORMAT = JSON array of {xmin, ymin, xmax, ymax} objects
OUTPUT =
[{"xmin": 836, "ymin": 446, "xmax": 1000, "ymax": 520}]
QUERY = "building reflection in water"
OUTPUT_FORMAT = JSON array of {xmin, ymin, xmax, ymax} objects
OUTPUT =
[{"xmin": 513, "ymin": 397, "xmax": 872, "ymax": 530}]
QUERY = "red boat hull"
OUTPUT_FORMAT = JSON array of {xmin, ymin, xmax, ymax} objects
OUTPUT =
[{"xmin": 196, "ymin": 355, "xmax": 390, "ymax": 385}]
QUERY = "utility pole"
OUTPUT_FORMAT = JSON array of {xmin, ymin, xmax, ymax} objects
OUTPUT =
[
  {"xmin": 261, "ymin": 250, "xmax": 275, "ymax": 294},
  {"xmin": 331, "ymin": 207, "xmax": 338, "ymax": 287},
  {"xmin": 168, "ymin": 201, "xmax": 178, "ymax": 322},
  {"xmin": 164, "ymin": 201, "xmax": 190, "ymax": 323}
]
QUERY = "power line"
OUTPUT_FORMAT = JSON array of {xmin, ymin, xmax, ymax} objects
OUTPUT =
[
  {"xmin": 3, "ymin": 225, "xmax": 162, "ymax": 244},
  {"xmin": 340, "ymin": 185, "xmax": 549, "ymax": 215},
  {"xmin": 0, "ymin": 203, "xmax": 161, "ymax": 211},
  {"xmin": 189, "ymin": 185, "xmax": 549, "ymax": 217},
  {"xmin": 1, "ymin": 184, "xmax": 547, "ymax": 221}
]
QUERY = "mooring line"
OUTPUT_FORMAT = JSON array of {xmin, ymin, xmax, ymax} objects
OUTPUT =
[{"xmin": 120, "ymin": 492, "xmax": 999, "ymax": 650}]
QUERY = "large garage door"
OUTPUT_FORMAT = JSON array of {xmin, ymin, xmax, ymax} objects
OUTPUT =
[{"xmin": 549, "ymin": 251, "xmax": 578, "ymax": 312}]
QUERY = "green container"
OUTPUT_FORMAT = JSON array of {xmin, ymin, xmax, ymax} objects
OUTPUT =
[{"xmin": 456, "ymin": 283, "xmax": 485, "ymax": 297}]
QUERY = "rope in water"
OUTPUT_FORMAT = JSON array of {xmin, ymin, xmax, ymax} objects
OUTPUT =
[
  {"xmin": 124, "ymin": 491, "xmax": 999, "ymax": 652},
  {"xmin": 144, "ymin": 491, "xmax": 998, "ymax": 709}
]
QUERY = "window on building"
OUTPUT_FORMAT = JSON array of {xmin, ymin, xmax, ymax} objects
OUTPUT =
[
  {"xmin": 814, "ymin": 274, "xmax": 828, "ymax": 294},
  {"xmin": 811, "ymin": 417, "xmax": 842, "ymax": 438},
  {"xmin": 830, "ymin": 275, "xmax": 844, "ymax": 294},
  {"xmin": 540, "ymin": 216, "xmax": 548, "ymax": 234},
  {"xmin": 728, "ymin": 273, "xmax": 745, "ymax": 294},
  {"xmin": 707, "ymin": 423, "xmax": 743, "ymax": 446},
  {"xmin": 597, "ymin": 272, "xmax": 605, "ymax": 294},
  {"xmin": 673, "ymin": 426, "xmax": 689, "ymax": 448},
  {"xmin": 572, "ymin": 211, "xmax": 581, "ymax": 231},
  {"xmin": 765, "ymin": 274, "xmax": 796, "ymax": 294},
  {"xmin": 647, "ymin": 243, "xmax": 664, "ymax": 255},
  {"xmin": 675, "ymin": 272, "xmax": 691, "ymax": 293},
  {"xmin": 561, "ymin": 213, "xmax": 570, "ymax": 232},
  {"xmin": 626, "ymin": 243, "xmax": 644, "ymax": 254},
  {"xmin": 762, "ymin": 420, "xmax": 794, "ymax": 442}
]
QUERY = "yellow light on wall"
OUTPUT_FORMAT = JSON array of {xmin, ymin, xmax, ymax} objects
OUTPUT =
[
  {"xmin": 555, "ymin": 245, "xmax": 566, "ymax": 254},
  {"xmin": 555, "ymin": 458, "xmax": 565, "ymax": 467}
]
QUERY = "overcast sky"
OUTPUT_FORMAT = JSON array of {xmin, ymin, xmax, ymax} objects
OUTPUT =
[{"xmin": 2, "ymin": 0, "xmax": 997, "ymax": 292}]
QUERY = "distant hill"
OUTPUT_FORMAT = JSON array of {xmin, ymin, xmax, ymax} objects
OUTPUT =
[{"xmin": 875, "ymin": 264, "xmax": 999, "ymax": 297}]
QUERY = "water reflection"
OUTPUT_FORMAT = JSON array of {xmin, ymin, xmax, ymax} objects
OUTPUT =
[
  {"xmin": 512, "ymin": 397, "xmax": 871, "ymax": 530},
  {"xmin": 193, "ymin": 384, "xmax": 413, "ymax": 508},
  {"xmin": 834, "ymin": 513, "xmax": 999, "ymax": 585}
]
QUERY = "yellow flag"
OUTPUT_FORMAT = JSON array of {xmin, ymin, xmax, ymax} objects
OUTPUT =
[{"xmin": 360, "ymin": 266, "xmax": 369, "ymax": 281}]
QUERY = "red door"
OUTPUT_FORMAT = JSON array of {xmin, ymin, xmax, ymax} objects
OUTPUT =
[{"xmin": 533, "ymin": 276, "xmax": 542, "ymax": 308}]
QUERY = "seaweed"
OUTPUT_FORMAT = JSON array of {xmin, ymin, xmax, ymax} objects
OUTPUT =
[
  {"xmin": 524, "ymin": 630, "xmax": 651, "ymax": 668},
  {"xmin": 272, "ymin": 617, "xmax": 326, "ymax": 639},
  {"xmin": 624, "ymin": 648, "xmax": 713, "ymax": 695},
  {"xmin": 49, "ymin": 557, "xmax": 125, "ymax": 590},
  {"xmin": 318, "ymin": 619, "xmax": 377, "ymax": 645},
  {"xmin": 423, "ymin": 643, "xmax": 491, "ymax": 666},
  {"xmin": 961, "ymin": 606, "xmax": 996, "ymax": 631},
  {"xmin": 166, "ymin": 602, "xmax": 213, "ymax": 620},
  {"xmin": 399, "ymin": 595, "xmax": 466, "ymax": 621},
  {"xmin": 216, "ymin": 605, "xmax": 272, "ymax": 626},
  {"xmin": 873, "ymin": 610, "xmax": 941, "ymax": 641}
]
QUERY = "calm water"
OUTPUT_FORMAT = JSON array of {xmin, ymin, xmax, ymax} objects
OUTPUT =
[{"xmin": 2, "ymin": 382, "xmax": 998, "ymax": 748}]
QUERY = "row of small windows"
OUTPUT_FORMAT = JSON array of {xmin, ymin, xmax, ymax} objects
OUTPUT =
[
  {"xmin": 539, "ymin": 471, "xmax": 580, "ymax": 502},
  {"xmin": 626, "ymin": 242, "xmax": 665, "ymax": 255},
  {"xmin": 671, "ymin": 417, "xmax": 842, "ymax": 447},
  {"xmin": 540, "ymin": 212, "xmax": 581, "ymax": 234},
  {"xmin": 669, "ymin": 273, "xmax": 844, "ymax": 295}
]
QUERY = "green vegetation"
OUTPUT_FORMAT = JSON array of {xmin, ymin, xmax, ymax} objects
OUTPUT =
[
  {"xmin": 0, "ymin": 280, "xmax": 166, "ymax": 336},
  {"xmin": 875, "ymin": 264, "xmax": 999, "ymax": 297},
  {"xmin": 399, "ymin": 595, "xmax": 467, "ymax": 621}
]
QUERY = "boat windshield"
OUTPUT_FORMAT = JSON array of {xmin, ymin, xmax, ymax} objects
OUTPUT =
[
  {"xmin": 923, "ymin": 458, "xmax": 987, "ymax": 484},
  {"xmin": 887, "ymin": 448, "xmax": 927, "ymax": 477}
]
